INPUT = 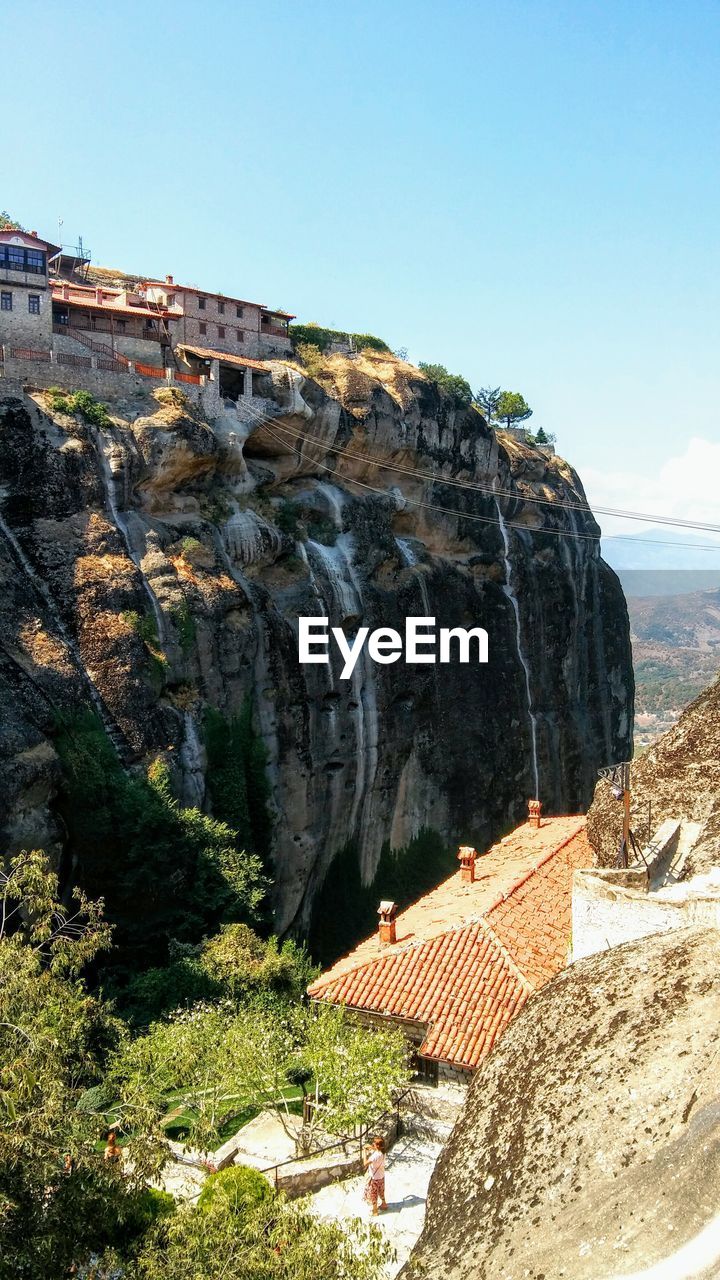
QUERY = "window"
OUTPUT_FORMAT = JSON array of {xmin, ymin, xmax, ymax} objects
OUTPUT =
[
  {"xmin": 236, "ymin": 329, "xmax": 244, "ymax": 342},
  {"xmin": 217, "ymin": 325, "xmax": 226, "ymax": 338},
  {"xmin": 28, "ymin": 295, "xmax": 40, "ymax": 314},
  {"xmin": 1, "ymin": 292, "xmax": 12, "ymax": 311},
  {"xmin": 0, "ymin": 245, "xmax": 45, "ymax": 273},
  {"xmin": 25, "ymin": 249, "xmax": 45, "ymax": 274},
  {"xmin": 236, "ymin": 304, "xmax": 244, "ymax": 318},
  {"xmin": 199, "ymin": 321, "xmax": 207, "ymax": 335},
  {"xmin": 167, "ymin": 294, "xmax": 176, "ymax": 307},
  {"xmin": 198, "ymin": 296, "xmax": 206, "ymax": 310},
  {"xmin": 217, "ymin": 300, "xmax": 225, "ymax": 315}
]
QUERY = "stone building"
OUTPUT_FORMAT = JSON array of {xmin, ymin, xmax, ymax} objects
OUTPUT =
[
  {"xmin": 50, "ymin": 279, "xmax": 179, "ymax": 368},
  {"xmin": 308, "ymin": 810, "xmax": 591, "ymax": 1082},
  {"xmin": 144, "ymin": 276, "xmax": 294, "ymax": 360},
  {"xmin": 0, "ymin": 229, "xmax": 59, "ymax": 348}
]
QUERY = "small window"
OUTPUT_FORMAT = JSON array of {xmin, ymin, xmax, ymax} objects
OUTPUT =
[
  {"xmin": 217, "ymin": 325, "xmax": 225, "ymax": 339},
  {"xmin": 217, "ymin": 300, "xmax": 225, "ymax": 315},
  {"xmin": 167, "ymin": 294, "xmax": 176, "ymax": 306},
  {"xmin": 1, "ymin": 291, "xmax": 12, "ymax": 311},
  {"xmin": 28, "ymin": 295, "xmax": 40, "ymax": 314},
  {"xmin": 236, "ymin": 329, "xmax": 244, "ymax": 342},
  {"xmin": 199, "ymin": 321, "xmax": 207, "ymax": 336},
  {"xmin": 198, "ymin": 297, "xmax": 206, "ymax": 311},
  {"xmin": 236, "ymin": 304, "xmax": 243, "ymax": 318}
]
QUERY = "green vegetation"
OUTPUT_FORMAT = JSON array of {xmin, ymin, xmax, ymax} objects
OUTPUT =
[
  {"xmin": 203, "ymin": 703, "xmax": 273, "ymax": 870},
  {"xmin": 495, "ymin": 390, "xmax": 533, "ymax": 429},
  {"xmin": 418, "ymin": 362, "xmax": 473, "ymax": 408},
  {"xmin": 0, "ymin": 210, "xmax": 24, "ymax": 230},
  {"xmin": 46, "ymin": 387, "xmax": 112, "ymax": 429},
  {"xmin": 290, "ymin": 322, "xmax": 390, "ymax": 354},
  {"xmin": 54, "ymin": 710, "xmax": 266, "ymax": 979},
  {"xmin": 121, "ymin": 923, "xmax": 315, "ymax": 1026},
  {"xmin": 180, "ymin": 535, "xmax": 203, "ymax": 556},
  {"xmin": 171, "ymin": 597, "xmax": 196, "ymax": 654},
  {"xmin": 0, "ymin": 852, "xmax": 389, "ymax": 1279},
  {"xmin": 123, "ymin": 609, "xmax": 160, "ymax": 647},
  {"xmin": 310, "ymin": 828, "xmax": 455, "ymax": 966}
]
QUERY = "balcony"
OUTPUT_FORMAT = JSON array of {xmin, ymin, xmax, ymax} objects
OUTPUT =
[
  {"xmin": 53, "ymin": 314, "xmax": 165, "ymax": 343},
  {"xmin": 260, "ymin": 323, "xmax": 290, "ymax": 340}
]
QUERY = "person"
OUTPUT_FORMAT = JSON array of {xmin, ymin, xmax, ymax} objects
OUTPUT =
[
  {"xmin": 104, "ymin": 1129, "xmax": 122, "ymax": 1165},
  {"xmin": 363, "ymin": 1135, "xmax": 387, "ymax": 1214}
]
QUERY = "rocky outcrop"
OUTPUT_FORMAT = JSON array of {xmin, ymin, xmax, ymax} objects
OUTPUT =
[
  {"xmin": 0, "ymin": 352, "xmax": 633, "ymax": 932},
  {"xmin": 403, "ymin": 925, "xmax": 720, "ymax": 1280},
  {"xmin": 588, "ymin": 672, "xmax": 720, "ymax": 874}
]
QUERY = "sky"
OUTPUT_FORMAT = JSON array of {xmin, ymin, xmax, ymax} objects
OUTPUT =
[{"xmin": 3, "ymin": 0, "xmax": 719, "ymax": 559}]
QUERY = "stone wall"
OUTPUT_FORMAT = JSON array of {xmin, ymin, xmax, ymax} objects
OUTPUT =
[
  {"xmin": 0, "ymin": 354, "xmax": 220, "ymax": 419},
  {"xmin": 52, "ymin": 328, "xmax": 166, "ymax": 368},
  {"xmin": 571, "ymin": 863, "xmax": 720, "ymax": 961},
  {"xmin": 0, "ymin": 283, "xmax": 53, "ymax": 349}
]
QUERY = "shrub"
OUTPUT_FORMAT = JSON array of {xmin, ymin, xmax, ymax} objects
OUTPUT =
[
  {"xmin": 197, "ymin": 1165, "xmax": 275, "ymax": 1215},
  {"xmin": 290, "ymin": 322, "xmax": 390, "ymax": 354},
  {"xmin": 46, "ymin": 387, "xmax": 112, "ymax": 429},
  {"xmin": 171, "ymin": 598, "xmax": 196, "ymax": 654},
  {"xmin": 418, "ymin": 363, "xmax": 473, "ymax": 409}
]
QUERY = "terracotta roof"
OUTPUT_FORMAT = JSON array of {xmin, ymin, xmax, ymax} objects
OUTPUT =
[
  {"xmin": 50, "ymin": 282, "xmax": 177, "ymax": 321},
  {"xmin": 146, "ymin": 282, "xmax": 266, "ymax": 309},
  {"xmin": 308, "ymin": 817, "xmax": 591, "ymax": 1070},
  {"xmin": 177, "ymin": 343, "xmax": 276, "ymax": 372}
]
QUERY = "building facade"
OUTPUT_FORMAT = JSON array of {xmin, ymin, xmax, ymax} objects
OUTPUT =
[
  {"xmin": 0, "ymin": 229, "xmax": 58, "ymax": 348},
  {"xmin": 145, "ymin": 276, "xmax": 294, "ymax": 360}
]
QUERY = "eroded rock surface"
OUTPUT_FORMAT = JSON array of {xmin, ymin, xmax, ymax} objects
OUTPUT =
[
  {"xmin": 403, "ymin": 926, "xmax": 720, "ymax": 1280},
  {"xmin": 588, "ymin": 673, "xmax": 720, "ymax": 874},
  {"xmin": 0, "ymin": 353, "xmax": 633, "ymax": 931}
]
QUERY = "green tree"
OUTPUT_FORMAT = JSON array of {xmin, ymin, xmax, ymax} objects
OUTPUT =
[
  {"xmin": 203, "ymin": 703, "xmax": 273, "ymax": 869},
  {"xmin": 474, "ymin": 386, "xmax": 501, "ymax": 423},
  {"xmin": 418, "ymin": 362, "xmax": 473, "ymax": 408},
  {"xmin": 0, "ymin": 211, "xmax": 24, "ymax": 231},
  {"xmin": 496, "ymin": 390, "xmax": 533, "ymax": 429},
  {"xmin": 129, "ymin": 1191, "xmax": 387, "ymax": 1280},
  {"xmin": 0, "ymin": 852, "xmax": 168, "ymax": 1277},
  {"xmin": 55, "ymin": 711, "xmax": 267, "ymax": 977}
]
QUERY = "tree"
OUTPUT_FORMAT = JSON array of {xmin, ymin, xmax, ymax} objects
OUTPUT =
[
  {"xmin": 129, "ymin": 1190, "xmax": 388, "ymax": 1280},
  {"xmin": 495, "ymin": 391, "xmax": 533, "ymax": 429},
  {"xmin": 54, "ymin": 711, "xmax": 267, "ymax": 976},
  {"xmin": 418, "ymin": 362, "xmax": 473, "ymax": 408},
  {"xmin": 474, "ymin": 386, "xmax": 501, "ymax": 423},
  {"xmin": 0, "ymin": 852, "xmax": 168, "ymax": 1277},
  {"xmin": 0, "ymin": 211, "xmax": 23, "ymax": 231},
  {"xmin": 112, "ymin": 1000, "xmax": 410, "ymax": 1156}
]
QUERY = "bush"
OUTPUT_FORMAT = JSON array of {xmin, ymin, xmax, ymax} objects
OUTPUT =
[
  {"xmin": 290, "ymin": 322, "xmax": 390, "ymax": 354},
  {"xmin": 171, "ymin": 598, "xmax": 196, "ymax": 654},
  {"xmin": 197, "ymin": 1164, "xmax": 275, "ymax": 1215},
  {"xmin": 46, "ymin": 387, "xmax": 112, "ymax": 429},
  {"xmin": 418, "ymin": 363, "xmax": 472, "ymax": 409}
]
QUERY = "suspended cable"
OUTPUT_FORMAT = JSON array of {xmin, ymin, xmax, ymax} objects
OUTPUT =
[{"xmin": 236, "ymin": 396, "xmax": 720, "ymax": 536}]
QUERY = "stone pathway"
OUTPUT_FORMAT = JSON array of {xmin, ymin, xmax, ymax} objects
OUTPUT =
[{"xmin": 310, "ymin": 1127, "xmax": 445, "ymax": 1277}]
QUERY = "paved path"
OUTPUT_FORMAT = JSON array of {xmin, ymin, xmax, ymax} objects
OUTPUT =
[{"xmin": 310, "ymin": 1127, "xmax": 445, "ymax": 1276}]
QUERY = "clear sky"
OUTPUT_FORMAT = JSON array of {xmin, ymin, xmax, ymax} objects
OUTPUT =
[{"xmin": 4, "ymin": 0, "xmax": 719, "ymax": 554}]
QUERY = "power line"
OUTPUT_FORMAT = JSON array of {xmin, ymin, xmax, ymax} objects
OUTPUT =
[
  {"xmin": 237, "ymin": 396, "xmax": 720, "ymax": 537},
  {"xmin": 238, "ymin": 401, "xmax": 720, "ymax": 552},
  {"xmin": 251, "ymin": 413, "xmax": 720, "ymax": 552}
]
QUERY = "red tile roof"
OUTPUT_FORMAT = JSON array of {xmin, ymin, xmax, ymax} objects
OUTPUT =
[
  {"xmin": 308, "ymin": 817, "xmax": 591, "ymax": 1070},
  {"xmin": 177, "ymin": 343, "xmax": 278, "ymax": 372}
]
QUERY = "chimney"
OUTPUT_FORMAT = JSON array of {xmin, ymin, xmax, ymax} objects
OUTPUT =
[
  {"xmin": 377, "ymin": 900, "xmax": 398, "ymax": 947},
  {"xmin": 30, "ymin": 230, "xmax": 38, "ymax": 238},
  {"xmin": 457, "ymin": 845, "xmax": 477, "ymax": 884},
  {"xmin": 166, "ymin": 274, "xmax": 174, "ymax": 285},
  {"xmin": 528, "ymin": 799, "xmax": 543, "ymax": 828}
]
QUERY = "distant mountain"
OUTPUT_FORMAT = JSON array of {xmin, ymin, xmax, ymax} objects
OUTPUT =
[
  {"xmin": 626, "ymin": 587, "xmax": 720, "ymax": 746},
  {"xmin": 602, "ymin": 529, "xmax": 720, "ymax": 596}
]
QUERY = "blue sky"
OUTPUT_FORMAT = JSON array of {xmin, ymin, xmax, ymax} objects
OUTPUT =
[{"xmin": 4, "ymin": 0, "xmax": 719, "ymax": 554}]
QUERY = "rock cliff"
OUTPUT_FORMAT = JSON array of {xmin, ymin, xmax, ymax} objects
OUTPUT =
[
  {"xmin": 0, "ymin": 351, "xmax": 633, "ymax": 932},
  {"xmin": 588, "ymin": 672, "xmax": 720, "ymax": 874},
  {"xmin": 403, "ymin": 925, "xmax": 720, "ymax": 1280}
]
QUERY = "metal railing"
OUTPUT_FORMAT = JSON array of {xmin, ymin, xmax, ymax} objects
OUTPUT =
[
  {"xmin": 10, "ymin": 347, "xmax": 51, "ymax": 362},
  {"xmin": 259, "ymin": 1088, "xmax": 412, "ymax": 1190}
]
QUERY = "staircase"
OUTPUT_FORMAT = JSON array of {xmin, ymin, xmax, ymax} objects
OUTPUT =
[
  {"xmin": 59, "ymin": 326, "xmax": 130, "ymax": 368},
  {"xmin": 402, "ymin": 1081, "xmax": 468, "ymax": 1144}
]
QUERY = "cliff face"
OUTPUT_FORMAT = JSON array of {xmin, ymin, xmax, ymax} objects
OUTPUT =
[
  {"xmin": 402, "ymin": 926, "xmax": 720, "ymax": 1280},
  {"xmin": 0, "ymin": 352, "xmax": 633, "ymax": 932},
  {"xmin": 588, "ymin": 671, "xmax": 720, "ymax": 874}
]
